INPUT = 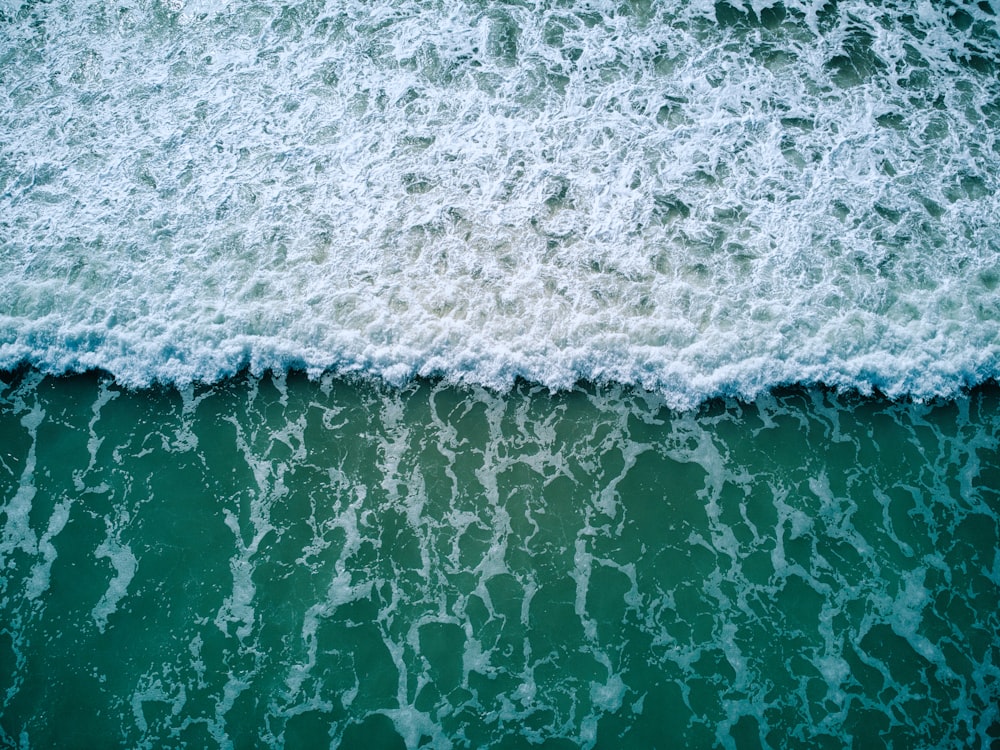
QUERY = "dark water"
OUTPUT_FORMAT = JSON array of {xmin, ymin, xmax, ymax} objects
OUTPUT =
[{"xmin": 2, "ymin": 370, "xmax": 998, "ymax": 747}]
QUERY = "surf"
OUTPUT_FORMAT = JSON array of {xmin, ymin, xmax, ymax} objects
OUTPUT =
[{"xmin": 1, "ymin": 0, "xmax": 998, "ymax": 409}]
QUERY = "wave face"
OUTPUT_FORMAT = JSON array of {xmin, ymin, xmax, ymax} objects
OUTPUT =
[{"xmin": 2, "ymin": 0, "xmax": 999, "ymax": 405}]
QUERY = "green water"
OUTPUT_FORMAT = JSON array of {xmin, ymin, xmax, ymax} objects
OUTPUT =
[{"xmin": 1, "ymin": 370, "xmax": 998, "ymax": 748}]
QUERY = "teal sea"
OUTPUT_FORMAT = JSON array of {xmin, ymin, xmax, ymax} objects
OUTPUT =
[
  {"xmin": 1, "ymin": 372, "xmax": 998, "ymax": 747},
  {"xmin": 2, "ymin": 0, "xmax": 1000, "ymax": 746}
]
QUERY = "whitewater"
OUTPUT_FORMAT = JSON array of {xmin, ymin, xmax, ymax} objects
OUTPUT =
[{"xmin": 2, "ymin": 0, "xmax": 998, "ymax": 407}]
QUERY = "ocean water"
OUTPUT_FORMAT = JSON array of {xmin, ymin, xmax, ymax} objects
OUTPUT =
[
  {"xmin": 1, "ymin": 372, "xmax": 998, "ymax": 748},
  {"xmin": 1, "ymin": 0, "xmax": 1000, "ymax": 747},
  {"xmin": 2, "ymin": 0, "xmax": 999, "ymax": 401}
]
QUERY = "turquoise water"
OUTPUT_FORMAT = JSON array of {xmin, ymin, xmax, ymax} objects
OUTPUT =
[
  {"xmin": 1, "ymin": 371, "xmax": 998, "ymax": 747},
  {"xmin": 2, "ymin": 0, "xmax": 1000, "ymax": 746}
]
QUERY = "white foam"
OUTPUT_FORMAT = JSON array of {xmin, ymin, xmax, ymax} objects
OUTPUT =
[
  {"xmin": 1, "ymin": 1, "xmax": 998, "ymax": 407},
  {"xmin": 92, "ymin": 526, "xmax": 139, "ymax": 633},
  {"xmin": 24, "ymin": 498, "xmax": 71, "ymax": 601},
  {"xmin": 0, "ymin": 397, "xmax": 43, "ymax": 567}
]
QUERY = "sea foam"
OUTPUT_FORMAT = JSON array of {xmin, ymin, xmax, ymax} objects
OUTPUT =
[{"xmin": 1, "ymin": 0, "xmax": 998, "ymax": 407}]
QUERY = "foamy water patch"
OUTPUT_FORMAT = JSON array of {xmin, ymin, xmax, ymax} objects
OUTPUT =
[{"xmin": 2, "ymin": 0, "xmax": 999, "ymax": 402}]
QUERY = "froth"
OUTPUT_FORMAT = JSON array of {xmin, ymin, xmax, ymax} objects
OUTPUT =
[{"xmin": 1, "ymin": 0, "xmax": 998, "ymax": 405}]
